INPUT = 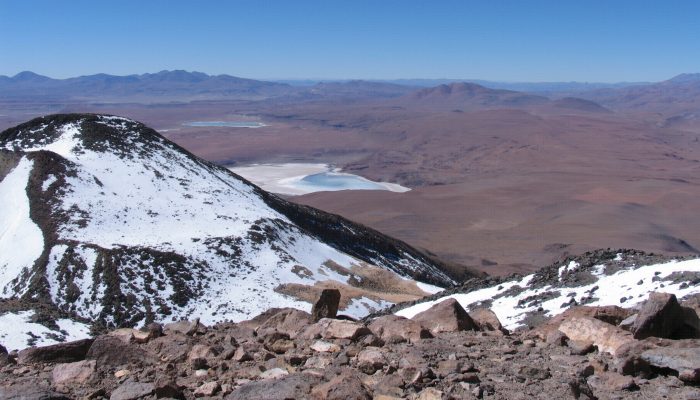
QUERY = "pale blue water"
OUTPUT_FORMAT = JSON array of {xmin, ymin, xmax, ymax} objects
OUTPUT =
[
  {"xmin": 295, "ymin": 173, "xmax": 386, "ymax": 191},
  {"xmin": 184, "ymin": 121, "xmax": 265, "ymax": 128}
]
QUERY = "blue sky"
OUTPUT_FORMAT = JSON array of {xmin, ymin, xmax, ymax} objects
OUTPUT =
[{"xmin": 1, "ymin": 0, "xmax": 698, "ymax": 82}]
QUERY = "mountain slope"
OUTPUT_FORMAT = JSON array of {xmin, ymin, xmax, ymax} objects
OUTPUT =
[{"xmin": 0, "ymin": 114, "xmax": 463, "ymax": 341}]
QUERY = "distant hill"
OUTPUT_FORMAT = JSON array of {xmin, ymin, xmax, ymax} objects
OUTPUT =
[
  {"xmin": 0, "ymin": 70, "xmax": 292, "ymax": 101},
  {"xmin": 571, "ymin": 73, "xmax": 700, "ymax": 116}
]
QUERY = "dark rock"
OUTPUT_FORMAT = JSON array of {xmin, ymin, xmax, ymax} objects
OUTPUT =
[
  {"xmin": 310, "ymin": 368, "xmax": 371, "ymax": 400},
  {"xmin": 568, "ymin": 340, "xmax": 595, "ymax": 355},
  {"xmin": 86, "ymin": 335, "xmax": 145, "ymax": 368},
  {"xmin": 145, "ymin": 323, "xmax": 163, "ymax": 339},
  {"xmin": 0, "ymin": 385, "xmax": 71, "ymax": 400},
  {"xmin": 109, "ymin": 381, "xmax": 155, "ymax": 400},
  {"xmin": 641, "ymin": 346, "xmax": 700, "ymax": 383},
  {"xmin": 469, "ymin": 308, "xmax": 508, "ymax": 334},
  {"xmin": 312, "ymin": 288, "xmax": 341, "ymax": 321},
  {"xmin": 632, "ymin": 292, "xmax": 685, "ymax": 339},
  {"xmin": 154, "ymin": 377, "xmax": 184, "ymax": 399},
  {"xmin": 411, "ymin": 298, "xmax": 478, "ymax": 334},
  {"xmin": 17, "ymin": 338, "xmax": 94, "ymax": 364},
  {"xmin": 546, "ymin": 330, "xmax": 568, "ymax": 346},
  {"xmin": 224, "ymin": 372, "xmax": 323, "ymax": 399}
]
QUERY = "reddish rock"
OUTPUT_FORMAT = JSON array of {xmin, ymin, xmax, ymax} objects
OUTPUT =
[
  {"xmin": 52, "ymin": 359, "xmax": 96, "ymax": 389},
  {"xmin": 312, "ymin": 288, "xmax": 341, "ymax": 321},
  {"xmin": 632, "ymin": 292, "xmax": 686, "ymax": 339},
  {"xmin": 18, "ymin": 338, "xmax": 94, "ymax": 364},
  {"xmin": 411, "ymin": 298, "xmax": 478, "ymax": 334},
  {"xmin": 368, "ymin": 315, "xmax": 432, "ymax": 343},
  {"xmin": 86, "ymin": 335, "xmax": 146, "ymax": 368},
  {"xmin": 558, "ymin": 316, "xmax": 635, "ymax": 356},
  {"xmin": 310, "ymin": 369, "xmax": 371, "ymax": 400},
  {"xmin": 164, "ymin": 319, "xmax": 201, "ymax": 336},
  {"xmin": 194, "ymin": 381, "xmax": 221, "ymax": 397},
  {"xmin": 255, "ymin": 308, "xmax": 314, "ymax": 339},
  {"xmin": 469, "ymin": 308, "xmax": 508, "ymax": 334},
  {"xmin": 301, "ymin": 318, "xmax": 371, "ymax": 340}
]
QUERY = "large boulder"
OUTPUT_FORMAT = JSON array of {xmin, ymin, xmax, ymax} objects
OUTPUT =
[
  {"xmin": 632, "ymin": 292, "xmax": 685, "ymax": 339},
  {"xmin": 640, "ymin": 346, "xmax": 700, "ymax": 383},
  {"xmin": 300, "ymin": 318, "xmax": 371, "ymax": 340},
  {"xmin": 17, "ymin": 338, "xmax": 94, "ymax": 364},
  {"xmin": 255, "ymin": 308, "xmax": 314, "ymax": 339},
  {"xmin": 86, "ymin": 335, "xmax": 147, "ymax": 369},
  {"xmin": 469, "ymin": 308, "xmax": 508, "ymax": 334},
  {"xmin": 411, "ymin": 298, "xmax": 477, "ymax": 334},
  {"xmin": 312, "ymin": 288, "xmax": 341, "ymax": 321},
  {"xmin": 368, "ymin": 315, "xmax": 432, "ymax": 343},
  {"xmin": 558, "ymin": 316, "xmax": 635, "ymax": 356}
]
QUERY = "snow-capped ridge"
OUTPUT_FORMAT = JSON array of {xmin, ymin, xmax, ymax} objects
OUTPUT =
[{"xmin": 0, "ymin": 114, "xmax": 462, "ymax": 350}]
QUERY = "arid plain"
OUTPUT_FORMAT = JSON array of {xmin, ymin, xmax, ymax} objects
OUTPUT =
[{"xmin": 3, "ymin": 77, "xmax": 700, "ymax": 277}]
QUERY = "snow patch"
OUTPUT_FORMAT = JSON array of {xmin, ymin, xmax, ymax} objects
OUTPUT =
[
  {"xmin": 397, "ymin": 258, "xmax": 700, "ymax": 331},
  {"xmin": 0, "ymin": 310, "xmax": 91, "ymax": 351},
  {"xmin": 0, "ymin": 157, "xmax": 44, "ymax": 297}
]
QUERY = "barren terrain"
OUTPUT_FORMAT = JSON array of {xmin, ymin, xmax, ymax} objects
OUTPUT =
[{"xmin": 3, "ymin": 77, "xmax": 700, "ymax": 276}]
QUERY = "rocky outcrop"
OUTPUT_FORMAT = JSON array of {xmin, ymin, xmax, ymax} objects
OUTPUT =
[
  {"xmin": 411, "ymin": 298, "xmax": 478, "ymax": 334},
  {"xmin": 632, "ymin": 292, "xmax": 686, "ymax": 339},
  {"xmin": 558, "ymin": 316, "xmax": 636, "ymax": 356},
  {"xmin": 368, "ymin": 315, "xmax": 432, "ymax": 343}
]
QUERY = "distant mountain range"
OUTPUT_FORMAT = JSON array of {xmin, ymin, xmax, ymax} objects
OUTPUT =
[{"xmin": 2, "ymin": 70, "xmax": 699, "ymax": 117}]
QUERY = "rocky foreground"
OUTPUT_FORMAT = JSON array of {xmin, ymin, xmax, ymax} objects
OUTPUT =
[{"xmin": 1, "ymin": 289, "xmax": 699, "ymax": 400}]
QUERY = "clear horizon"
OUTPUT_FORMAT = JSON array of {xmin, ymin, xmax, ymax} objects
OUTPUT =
[
  {"xmin": 0, "ymin": 69, "xmax": 674, "ymax": 84},
  {"xmin": 1, "ymin": 0, "xmax": 699, "ymax": 82}
]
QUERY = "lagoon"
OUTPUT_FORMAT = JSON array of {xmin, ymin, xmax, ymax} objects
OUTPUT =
[{"xmin": 228, "ymin": 163, "xmax": 410, "ymax": 195}]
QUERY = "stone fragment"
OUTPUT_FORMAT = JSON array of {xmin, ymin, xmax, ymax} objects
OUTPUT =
[
  {"xmin": 194, "ymin": 381, "xmax": 221, "ymax": 397},
  {"xmin": 311, "ymin": 288, "xmax": 341, "ymax": 321},
  {"xmin": 416, "ymin": 387, "xmax": 444, "ymax": 400},
  {"xmin": 259, "ymin": 367, "xmax": 289, "ymax": 380},
  {"xmin": 411, "ymin": 298, "xmax": 478, "ymax": 334},
  {"xmin": 641, "ymin": 346, "xmax": 700, "ymax": 383},
  {"xmin": 310, "ymin": 340, "xmax": 341, "ymax": 353},
  {"xmin": 52, "ymin": 359, "xmax": 96, "ymax": 389},
  {"xmin": 568, "ymin": 340, "xmax": 595, "ymax": 355},
  {"xmin": 109, "ymin": 382, "xmax": 155, "ymax": 400},
  {"xmin": 356, "ymin": 347, "xmax": 387, "ymax": 374}
]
